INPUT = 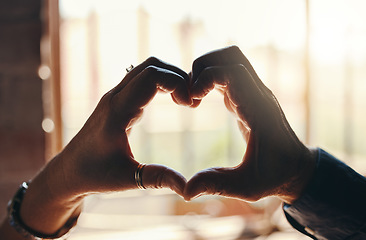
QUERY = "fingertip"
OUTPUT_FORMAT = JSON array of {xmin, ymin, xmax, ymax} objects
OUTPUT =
[
  {"xmin": 171, "ymin": 93, "xmax": 192, "ymax": 107},
  {"xmin": 143, "ymin": 164, "xmax": 187, "ymax": 197},
  {"xmin": 184, "ymin": 177, "xmax": 207, "ymax": 201},
  {"xmin": 183, "ymin": 94, "xmax": 194, "ymax": 106},
  {"xmin": 183, "ymin": 185, "xmax": 191, "ymax": 201},
  {"xmin": 190, "ymin": 73, "xmax": 215, "ymax": 100},
  {"xmin": 184, "ymin": 189, "xmax": 205, "ymax": 201},
  {"xmin": 190, "ymin": 83, "xmax": 201, "ymax": 98},
  {"xmin": 178, "ymin": 87, "xmax": 193, "ymax": 106},
  {"xmin": 189, "ymin": 99, "xmax": 202, "ymax": 108},
  {"xmin": 170, "ymin": 80, "xmax": 193, "ymax": 107},
  {"xmin": 183, "ymin": 187, "xmax": 201, "ymax": 201},
  {"xmin": 183, "ymin": 196, "xmax": 191, "ymax": 201}
]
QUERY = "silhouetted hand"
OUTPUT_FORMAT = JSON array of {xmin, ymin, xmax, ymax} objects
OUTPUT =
[
  {"xmin": 19, "ymin": 57, "xmax": 191, "ymax": 235},
  {"xmin": 184, "ymin": 46, "xmax": 316, "ymax": 203},
  {"xmin": 60, "ymin": 57, "xmax": 191, "ymax": 195}
]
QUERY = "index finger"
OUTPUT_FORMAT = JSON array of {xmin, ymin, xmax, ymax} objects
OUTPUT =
[
  {"xmin": 191, "ymin": 46, "xmax": 261, "ymax": 87},
  {"xmin": 113, "ymin": 57, "xmax": 190, "ymax": 94},
  {"xmin": 111, "ymin": 66, "xmax": 192, "ymax": 129},
  {"xmin": 191, "ymin": 64, "xmax": 277, "ymax": 131}
]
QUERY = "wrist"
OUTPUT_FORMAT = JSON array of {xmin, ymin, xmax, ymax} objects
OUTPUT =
[
  {"xmin": 8, "ymin": 182, "xmax": 82, "ymax": 239},
  {"xmin": 19, "ymin": 154, "xmax": 84, "ymax": 236},
  {"xmin": 279, "ymin": 147, "xmax": 317, "ymax": 204}
]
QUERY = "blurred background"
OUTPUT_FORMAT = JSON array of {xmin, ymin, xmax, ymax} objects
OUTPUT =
[{"xmin": 1, "ymin": 0, "xmax": 366, "ymax": 239}]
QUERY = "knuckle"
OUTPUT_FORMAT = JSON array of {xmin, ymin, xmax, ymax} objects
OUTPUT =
[
  {"xmin": 142, "ymin": 65, "xmax": 159, "ymax": 76},
  {"xmin": 192, "ymin": 57, "xmax": 205, "ymax": 73},
  {"xmin": 227, "ymin": 45, "xmax": 240, "ymax": 53},
  {"xmin": 227, "ymin": 45, "xmax": 245, "ymax": 63},
  {"xmin": 192, "ymin": 57, "xmax": 201, "ymax": 68},
  {"xmin": 146, "ymin": 56, "xmax": 161, "ymax": 65}
]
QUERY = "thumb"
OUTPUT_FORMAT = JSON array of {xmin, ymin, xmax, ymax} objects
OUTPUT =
[
  {"xmin": 184, "ymin": 167, "xmax": 237, "ymax": 201},
  {"xmin": 141, "ymin": 164, "xmax": 187, "ymax": 198}
]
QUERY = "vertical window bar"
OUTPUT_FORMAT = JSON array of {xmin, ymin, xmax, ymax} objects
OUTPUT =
[{"xmin": 304, "ymin": 0, "xmax": 311, "ymax": 144}]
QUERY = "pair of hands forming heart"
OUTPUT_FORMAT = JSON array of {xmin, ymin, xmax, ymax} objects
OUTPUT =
[
  {"xmin": 19, "ymin": 46, "xmax": 317, "ymax": 235},
  {"xmin": 64, "ymin": 45, "xmax": 316, "ymax": 202}
]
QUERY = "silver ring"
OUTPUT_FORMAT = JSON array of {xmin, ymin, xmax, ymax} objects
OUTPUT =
[
  {"xmin": 126, "ymin": 64, "xmax": 134, "ymax": 73},
  {"xmin": 135, "ymin": 163, "xmax": 146, "ymax": 189}
]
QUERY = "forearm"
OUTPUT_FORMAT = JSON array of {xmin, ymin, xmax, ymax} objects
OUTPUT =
[
  {"xmin": 278, "ymin": 147, "xmax": 317, "ymax": 204},
  {"xmin": 2, "ymin": 154, "xmax": 84, "ymax": 239},
  {"xmin": 21, "ymin": 154, "xmax": 84, "ymax": 235},
  {"xmin": 284, "ymin": 148, "xmax": 366, "ymax": 239},
  {"xmin": 0, "ymin": 204, "xmax": 81, "ymax": 240}
]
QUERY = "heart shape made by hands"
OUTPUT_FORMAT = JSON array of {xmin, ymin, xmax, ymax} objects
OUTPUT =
[
  {"xmin": 127, "ymin": 46, "xmax": 313, "ymax": 204},
  {"xmin": 70, "ymin": 46, "xmax": 313, "ymax": 206}
]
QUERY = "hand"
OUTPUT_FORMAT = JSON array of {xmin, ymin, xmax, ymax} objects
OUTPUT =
[
  {"xmin": 19, "ymin": 57, "xmax": 191, "ymax": 235},
  {"xmin": 184, "ymin": 46, "xmax": 317, "ymax": 203},
  {"xmin": 60, "ymin": 57, "xmax": 191, "ymax": 195}
]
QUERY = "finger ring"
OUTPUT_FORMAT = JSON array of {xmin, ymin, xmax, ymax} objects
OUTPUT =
[
  {"xmin": 135, "ymin": 163, "xmax": 146, "ymax": 189},
  {"xmin": 126, "ymin": 64, "xmax": 134, "ymax": 73}
]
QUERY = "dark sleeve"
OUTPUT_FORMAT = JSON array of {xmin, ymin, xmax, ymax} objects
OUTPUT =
[{"xmin": 283, "ymin": 148, "xmax": 366, "ymax": 240}]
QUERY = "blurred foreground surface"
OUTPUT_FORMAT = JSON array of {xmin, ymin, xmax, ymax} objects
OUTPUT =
[{"xmin": 68, "ymin": 191, "xmax": 309, "ymax": 240}]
